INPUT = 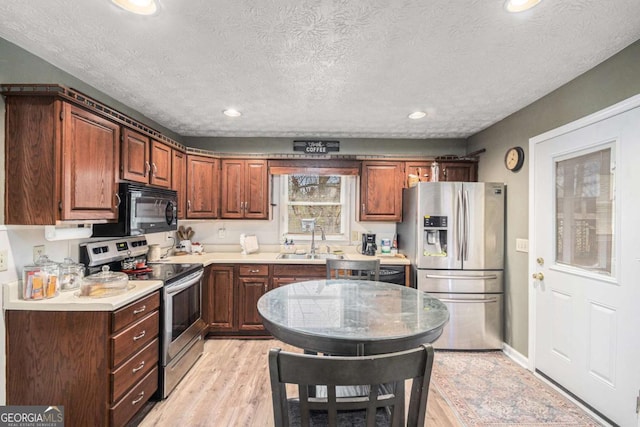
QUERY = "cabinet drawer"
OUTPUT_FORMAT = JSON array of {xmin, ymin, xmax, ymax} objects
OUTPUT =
[
  {"xmin": 112, "ymin": 291, "xmax": 160, "ymax": 333},
  {"xmin": 110, "ymin": 366, "xmax": 158, "ymax": 427},
  {"xmin": 111, "ymin": 338, "xmax": 159, "ymax": 402},
  {"xmin": 272, "ymin": 264, "xmax": 326, "ymax": 277},
  {"xmin": 111, "ymin": 311, "xmax": 159, "ymax": 367},
  {"xmin": 239, "ymin": 264, "xmax": 268, "ymax": 276}
]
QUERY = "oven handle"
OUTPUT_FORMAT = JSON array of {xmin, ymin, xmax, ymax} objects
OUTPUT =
[
  {"xmin": 165, "ymin": 270, "xmax": 204, "ymax": 295},
  {"xmin": 439, "ymin": 297, "xmax": 500, "ymax": 304}
]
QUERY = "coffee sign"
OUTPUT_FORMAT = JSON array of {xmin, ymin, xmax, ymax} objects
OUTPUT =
[{"xmin": 293, "ymin": 140, "xmax": 339, "ymax": 154}]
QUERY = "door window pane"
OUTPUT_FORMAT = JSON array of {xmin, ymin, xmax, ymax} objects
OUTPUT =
[{"xmin": 555, "ymin": 148, "xmax": 614, "ymax": 275}]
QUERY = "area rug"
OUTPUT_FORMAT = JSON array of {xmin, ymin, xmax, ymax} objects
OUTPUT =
[{"xmin": 431, "ymin": 351, "xmax": 603, "ymax": 426}]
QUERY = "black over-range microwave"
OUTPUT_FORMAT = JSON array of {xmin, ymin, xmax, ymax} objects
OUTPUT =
[{"xmin": 92, "ymin": 183, "xmax": 178, "ymax": 237}]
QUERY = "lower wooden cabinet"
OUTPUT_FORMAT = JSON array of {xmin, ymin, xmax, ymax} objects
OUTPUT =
[
  {"xmin": 5, "ymin": 291, "xmax": 160, "ymax": 427},
  {"xmin": 202, "ymin": 265, "xmax": 235, "ymax": 332},
  {"xmin": 204, "ymin": 263, "xmax": 327, "ymax": 337}
]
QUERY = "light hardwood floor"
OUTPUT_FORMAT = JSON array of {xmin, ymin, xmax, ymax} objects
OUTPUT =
[{"xmin": 139, "ymin": 339, "xmax": 462, "ymax": 427}]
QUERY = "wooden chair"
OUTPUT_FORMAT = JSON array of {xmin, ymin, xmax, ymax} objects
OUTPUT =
[
  {"xmin": 326, "ymin": 258, "xmax": 380, "ymax": 281},
  {"xmin": 268, "ymin": 344, "xmax": 435, "ymax": 427}
]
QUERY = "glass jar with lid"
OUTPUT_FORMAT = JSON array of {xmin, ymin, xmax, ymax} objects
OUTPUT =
[
  {"xmin": 22, "ymin": 255, "xmax": 60, "ymax": 300},
  {"xmin": 59, "ymin": 258, "xmax": 84, "ymax": 292},
  {"xmin": 80, "ymin": 266, "xmax": 129, "ymax": 298}
]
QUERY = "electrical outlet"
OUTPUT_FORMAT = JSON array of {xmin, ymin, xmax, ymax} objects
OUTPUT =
[
  {"xmin": 165, "ymin": 232, "xmax": 173, "ymax": 241},
  {"xmin": 516, "ymin": 238, "xmax": 529, "ymax": 253},
  {"xmin": 0, "ymin": 250, "xmax": 8, "ymax": 272},
  {"xmin": 351, "ymin": 231, "xmax": 360, "ymax": 242},
  {"xmin": 33, "ymin": 245, "xmax": 45, "ymax": 262},
  {"xmin": 218, "ymin": 227, "xmax": 226, "ymax": 239}
]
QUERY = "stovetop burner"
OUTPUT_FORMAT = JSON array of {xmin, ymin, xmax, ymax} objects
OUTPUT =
[{"xmin": 133, "ymin": 262, "xmax": 203, "ymax": 285}]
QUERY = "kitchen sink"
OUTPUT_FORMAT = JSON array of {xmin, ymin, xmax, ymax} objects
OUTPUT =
[{"xmin": 277, "ymin": 253, "xmax": 345, "ymax": 260}]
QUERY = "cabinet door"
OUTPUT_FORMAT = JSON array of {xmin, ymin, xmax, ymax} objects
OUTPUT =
[
  {"xmin": 186, "ymin": 155, "xmax": 219, "ymax": 218},
  {"xmin": 220, "ymin": 159, "xmax": 269, "ymax": 219},
  {"xmin": 220, "ymin": 159, "xmax": 244, "ymax": 218},
  {"xmin": 62, "ymin": 104, "xmax": 120, "ymax": 220},
  {"xmin": 237, "ymin": 277, "xmax": 268, "ymax": 332},
  {"xmin": 121, "ymin": 128, "xmax": 150, "ymax": 184},
  {"xmin": 439, "ymin": 161, "xmax": 478, "ymax": 182},
  {"xmin": 244, "ymin": 159, "xmax": 269, "ymax": 219},
  {"xmin": 404, "ymin": 161, "xmax": 432, "ymax": 187},
  {"xmin": 150, "ymin": 140, "xmax": 172, "ymax": 188},
  {"xmin": 202, "ymin": 266, "xmax": 235, "ymax": 332},
  {"xmin": 360, "ymin": 161, "xmax": 403, "ymax": 221},
  {"xmin": 172, "ymin": 150, "xmax": 187, "ymax": 219}
]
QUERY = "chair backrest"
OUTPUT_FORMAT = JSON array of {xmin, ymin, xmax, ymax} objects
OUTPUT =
[
  {"xmin": 268, "ymin": 344, "xmax": 435, "ymax": 427},
  {"xmin": 326, "ymin": 258, "xmax": 380, "ymax": 281}
]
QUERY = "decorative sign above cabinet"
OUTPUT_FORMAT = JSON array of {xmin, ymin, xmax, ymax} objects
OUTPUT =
[{"xmin": 293, "ymin": 140, "xmax": 340, "ymax": 154}]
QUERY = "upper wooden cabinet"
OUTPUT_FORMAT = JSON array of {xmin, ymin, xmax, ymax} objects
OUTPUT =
[
  {"xmin": 172, "ymin": 150, "xmax": 187, "ymax": 219},
  {"xmin": 438, "ymin": 160, "xmax": 478, "ymax": 182},
  {"xmin": 4, "ymin": 96, "xmax": 120, "ymax": 224},
  {"xmin": 220, "ymin": 159, "xmax": 269, "ymax": 219},
  {"xmin": 121, "ymin": 128, "xmax": 172, "ymax": 188},
  {"xmin": 360, "ymin": 161, "xmax": 404, "ymax": 222},
  {"xmin": 404, "ymin": 161, "xmax": 433, "ymax": 187},
  {"xmin": 186, "ymin": 154, "xmax": 219, "ymax": 219}
]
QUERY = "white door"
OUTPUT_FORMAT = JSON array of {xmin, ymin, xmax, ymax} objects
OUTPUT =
[{"xmin": 530, "ymin": 96, "xmax": 640, "ymax": 427}]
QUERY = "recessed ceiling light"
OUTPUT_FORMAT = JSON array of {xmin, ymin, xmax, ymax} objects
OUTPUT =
[
  {"xmin": 223, "ymin": 109, "xmax": 242, "ymax": 118},
  {"xmin": 408, "ymin": 111, "xmax": 426, "ymax": 120},
  {"xmin": 111, "ymin": 0, "xmax": 158, "ymax": 15},
  {"xmin": 504, "ymin": 0, "xmax": 541, "ymax": 13}
]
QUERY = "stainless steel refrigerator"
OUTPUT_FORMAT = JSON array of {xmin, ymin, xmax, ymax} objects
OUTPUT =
[{"xmin": 397, "ymin": 182, "xmax": 505, "ymax": 350}]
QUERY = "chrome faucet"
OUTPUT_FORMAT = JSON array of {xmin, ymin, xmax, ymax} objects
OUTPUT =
[{"xmin": 301, "ymin": 218, "xmax": 325, "ymax": 255}]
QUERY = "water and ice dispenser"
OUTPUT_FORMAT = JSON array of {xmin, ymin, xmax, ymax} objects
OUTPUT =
[{"xmin": 423, "ymin": 215, "xmax": 448, "ymax": 257}]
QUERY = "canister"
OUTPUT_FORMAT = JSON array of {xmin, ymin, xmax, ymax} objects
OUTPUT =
[
  {"xmin": 381, "ymin": 238, "xmax": 392, "ymax": 254},
  {"xmin": 22, "ymin": 255, "xmax": 60, "ymax": 300},
  {"xmin": 59, "ymin": 257, "xmax": 84, "ymax": 291}
]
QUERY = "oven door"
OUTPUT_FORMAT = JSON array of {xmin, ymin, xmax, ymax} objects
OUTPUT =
[{"xmin": 162, "ymin": 269, "xmax": 204, "ymax": 364}]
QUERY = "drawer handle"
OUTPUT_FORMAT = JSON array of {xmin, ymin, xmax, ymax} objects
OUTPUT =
[
  {"xmin": 132, "ymin": 391, "xmax": 145, "ymax": 405},
  {"xmin": 132, "ymin": 361, "xmax": 145, "ymax": 373},
  {"xmin": 248, "ymin": 269, "xmax": 260, "ymax": 273},
  {"xmin": 132, "ymin": 305, "xmax": 146, "ymax": 315},
  {"xmin": 132, "ymin": 331, "xmax": 146, "ymax": 341}
]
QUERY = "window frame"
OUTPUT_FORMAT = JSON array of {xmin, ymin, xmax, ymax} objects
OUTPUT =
[{"xmin": 279, "ymin": 174, "xmax": 353, "ymax": 242}]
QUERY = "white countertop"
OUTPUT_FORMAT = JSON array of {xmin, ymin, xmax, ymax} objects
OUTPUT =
[
  {"xmin": 2, "ymin": 251, "xmax": 408, "ymax": 312},
  {"xmin": 3, "ymin": 280, "xmax": 163, "ymax": 311},
  {"xmin": 164, "ymin": 251, "xmax": 410, "ymax": 266}
]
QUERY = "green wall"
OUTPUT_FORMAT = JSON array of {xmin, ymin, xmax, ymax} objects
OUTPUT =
[{"xmin": 467, "ymin": 40, "xmax": 640, "ymax": 356}]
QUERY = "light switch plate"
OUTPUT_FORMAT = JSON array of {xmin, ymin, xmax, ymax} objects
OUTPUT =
[
  {"xmin": 0, "ymin": 250, "xmax": 8, "ymax": 271},
  {"xmin": 516, "ymin": 238, "xmax": 529, "ymax": 253}
]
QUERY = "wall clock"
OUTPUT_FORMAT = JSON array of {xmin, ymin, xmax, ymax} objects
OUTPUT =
[{"xmin": 504, "ymin": 146, "xmax": 525, "ymax": 172}]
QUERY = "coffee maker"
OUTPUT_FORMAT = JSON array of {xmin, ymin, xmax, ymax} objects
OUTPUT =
[{"xmin": 361, "ymin": 233, "xmax": 377, "ymax": 256}]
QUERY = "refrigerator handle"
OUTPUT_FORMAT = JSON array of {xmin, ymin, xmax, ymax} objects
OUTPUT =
[
  {"xmin": 463, "ymin": 189, "xmax": 469, "ymax": 261},
  {"xmin": 425, "ymin": 274, "xmax": 498, "ymax": 280},
  {"xmin": 438, "ymin": 297, "xmax": 500, "ymax": 304},
  {"xmin": 456, "ymin": 189, "xmax": 463, "ymax": 261}
]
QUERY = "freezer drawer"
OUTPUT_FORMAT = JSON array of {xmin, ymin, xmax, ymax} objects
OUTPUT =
[
  {"xmin": 429, "ymin": 292, "xmax": 503, "ymax": 350},
  {"xmin": 417, "ymin": 269, "xmax": 503, "ymax": 293}
]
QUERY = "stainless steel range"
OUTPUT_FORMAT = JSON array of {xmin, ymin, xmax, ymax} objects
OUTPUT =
[{"xmin": 80, "ymin": 236, "xmax": 206, "ymax": 399}]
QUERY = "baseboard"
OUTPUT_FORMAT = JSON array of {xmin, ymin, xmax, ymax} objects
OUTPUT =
[{"xmin": 501, "ymin": 342, "xmax": 528, "ymax": 369}]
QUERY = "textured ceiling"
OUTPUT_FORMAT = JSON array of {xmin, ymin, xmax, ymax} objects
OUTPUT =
[{"xmin": 1, "ymin": 0, "xmax": 639, "ymax": 139}]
